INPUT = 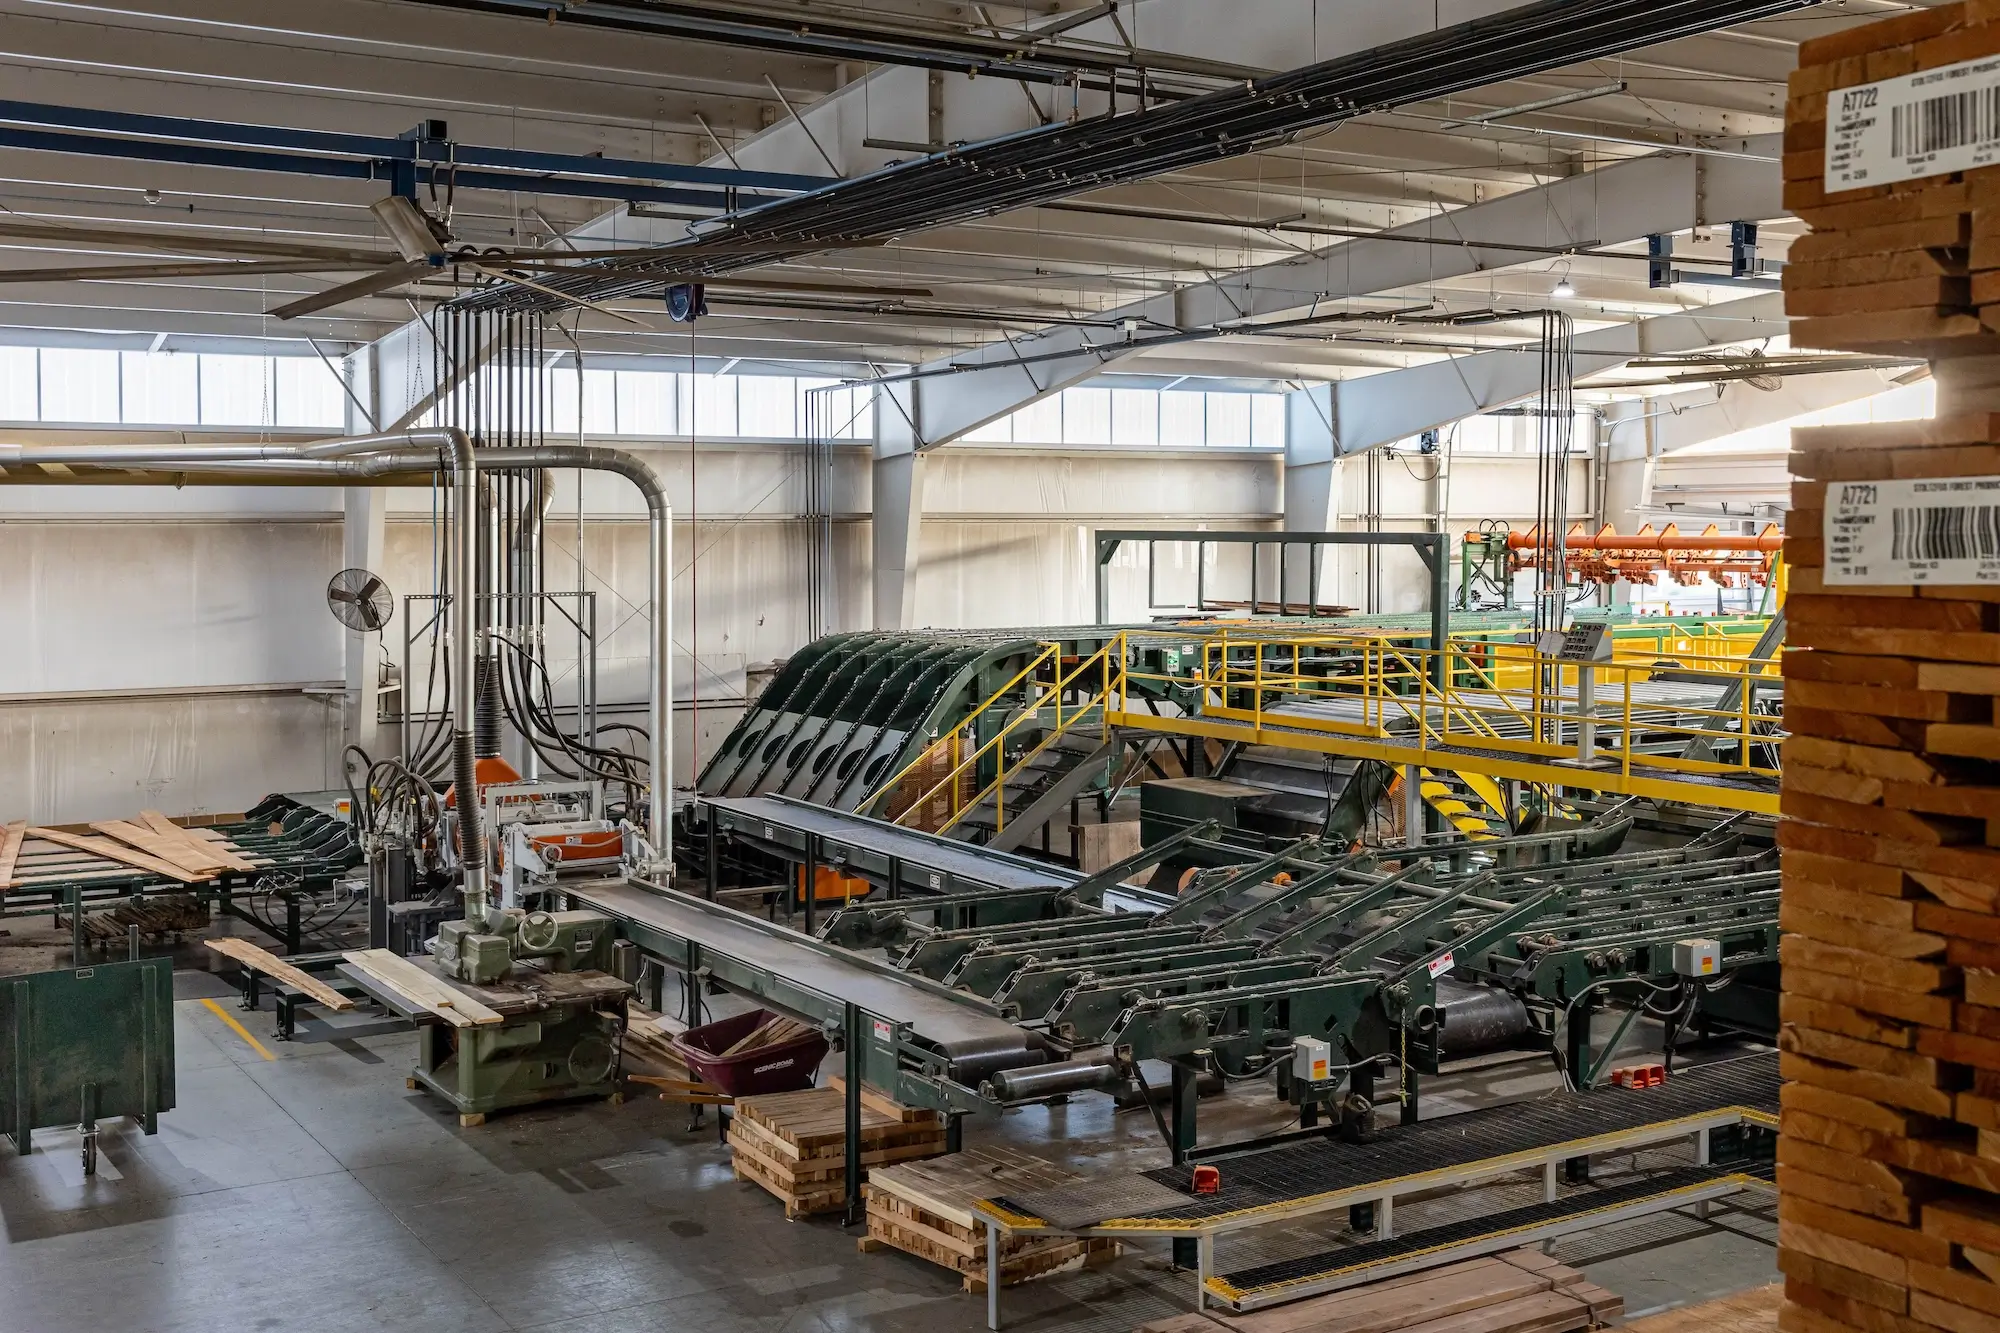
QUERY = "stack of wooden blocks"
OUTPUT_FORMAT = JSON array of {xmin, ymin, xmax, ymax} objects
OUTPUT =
[
  {"xmin": 860, "ymin": 1144, "xmax": 1120, "ymax": 1293},
  {"xmin": 1783, "ymin": 10, "xmax": 2000, "ymax": 1333},
  {"xmin": 728, "ymin": 1084, "xmax": 947, "ymax": 1219},
  {"xmin": 1135, "ymin": 1250, "xmax": 1621, "ymax": 1333}
]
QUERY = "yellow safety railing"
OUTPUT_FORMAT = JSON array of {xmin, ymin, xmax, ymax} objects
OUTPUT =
[
  {"xmin": 867, "ymin": 639, "xmax": 1119, "ymax": 837},
  {"xmin": 860, "ymin": 642, "xmax": 1060, "ymax": 821},
  {"xmin": 1112, "ymin": 628, "xmax": 1783, "ymax": 790}
]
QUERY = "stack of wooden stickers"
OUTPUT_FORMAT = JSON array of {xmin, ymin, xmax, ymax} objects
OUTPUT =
[
  {"xmin": 1135, "ymin": 1250, "xmax": 1621, "ymax": 1333},
  {"xmin": 860, "ymin": 1144, "xmax": 1119, "ymax": 1293},
  {"xmin": 727, "ymin": 1085, "xmax": 946, "ymax": 1219},
  {"xmin": 1783, "ymin": 10, "xmax": 2000, "ymax": 1333}
]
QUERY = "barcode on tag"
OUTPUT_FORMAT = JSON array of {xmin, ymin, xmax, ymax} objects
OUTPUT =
[
  {"xmin": 1827, "ymin": 54, "xmax": 2000, "ymax": 189},
  {"xmin": 1892, "ymin": 86, "xmax": 2000, "ymax": 157},
  {"xmin": 1890, "ymin": 505, "xmax": 2000, "ymax": 561},
  {"xmin": 1827, "ymin": 476, "xmax": 2000, "ymax": 585}
]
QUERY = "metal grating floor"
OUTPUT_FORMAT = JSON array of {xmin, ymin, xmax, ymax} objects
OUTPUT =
[
  {"xmin": 994, "ymin": 1052, "xmax": 1776, "ymax": 1227},
  {"xmin": 1216, "ymin": 1161, "xmax": 1775, "ymax": 1298}
]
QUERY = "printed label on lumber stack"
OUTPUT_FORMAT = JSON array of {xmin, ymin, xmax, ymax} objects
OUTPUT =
[{"xmin": 1784, "ymin": 16, "xmax": 2000, "ymax": 1333}]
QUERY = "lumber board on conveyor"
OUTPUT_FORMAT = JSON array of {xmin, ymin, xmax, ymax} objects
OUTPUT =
[
  {"xmin": 140, "ymin": 810, "xmax": 260, "ymax": 871},
  {"xmin": 1135, "ymin": 1249, "xmax": 1618, "ymax": 1333},
  {"xmin": 92, "ymin": 820, "xmax": 230, "ymax": 875},
  {"xmin": 341, "ymin": 949, "xmax": 503, "ymax": 1027},
  {"xmin": 26, "ymin": 826, "xmax": 210, "ymax": 883},
  {"xmin": 0, "ymin": 820, "xmax": 23, "ymax": 889},
  {"xmin": 206, "ymin": 937, "xmax": 355, "ymax": 1011}
]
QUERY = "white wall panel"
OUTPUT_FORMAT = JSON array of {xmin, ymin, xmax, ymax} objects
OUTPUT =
[
  {"xmin": 0, "ymin": 521, "xmax": 342, "ymax": 694},
  {"xmin": 0, "ymin": 687, "xmax": 342, "ymax": 823}
]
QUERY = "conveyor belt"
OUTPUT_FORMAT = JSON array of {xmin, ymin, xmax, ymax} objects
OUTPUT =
[
  {"xmin": 994, "ymin": 1052, "xmax": 1776, "ymax": 1230},
  {"xmin": 1211, "ymin": 1162, "xmax": 1774, "ymax": 1309},
  {"xmin": 570, "ymin": 878, "xmax": 1036, "ymax": 1058},
  {"xmin": 706, "ymin": 795, "xmax": 1080, "ymax": 892}
]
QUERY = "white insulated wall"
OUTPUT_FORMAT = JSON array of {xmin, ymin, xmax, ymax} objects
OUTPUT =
[{"xmin": 0, "ymin": 432, "xmax": 1584, "ymax": 823}]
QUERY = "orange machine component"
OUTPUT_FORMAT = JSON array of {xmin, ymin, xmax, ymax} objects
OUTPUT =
[
  {"xmin": 796, "ymin": 864, "xmax": 870, "ymax": 904},
  {"xmin": 1489, "ymin": 522, "xmax": 1783, "ymax": 589},
  {"xmin": 441, "ymin": 756, "xmax": 524, "ymax": 808}
]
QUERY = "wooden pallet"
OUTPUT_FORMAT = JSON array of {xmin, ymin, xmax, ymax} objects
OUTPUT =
[
  {"xmin": 728, "ymin": 1086, "xmax": 946, "ymax": 1219},
  {"xmin": 1136, "ymin": 1249, "xmax": 1621, "ymax": 1333},
  {"xmin": 861, "ymin": 1144, "xmax": 1120, "ymax": 1292}
]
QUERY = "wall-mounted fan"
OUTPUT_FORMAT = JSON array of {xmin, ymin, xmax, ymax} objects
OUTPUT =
[{"xmin": 327, "ymin": 568, "xmax": 393, "ymax": 632}]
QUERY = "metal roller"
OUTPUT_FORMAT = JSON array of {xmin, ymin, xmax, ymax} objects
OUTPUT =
[
  {"xmin": 987, "ymin": 1056, "xmax": 1120, "ymax": 1102},
  {"xmin": 1436, "ymin": 980, "xmax": 1531, "ymax": 1057}
]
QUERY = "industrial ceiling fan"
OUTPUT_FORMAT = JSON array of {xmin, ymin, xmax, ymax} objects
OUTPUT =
[
  {"xmin": 269, "ymin": 196, "xmax": 457, "ymax": 320},
  {"xmin": 327, "ymin": 567, "xmax": 394, "ymax": 633}
]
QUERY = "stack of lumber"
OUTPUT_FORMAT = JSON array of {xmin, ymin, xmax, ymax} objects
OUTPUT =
[
  {"xmin": 1782, "ymin": 14, "xmax": 2000, "ymax": 1333},
  {"xmin": 1783, "ymin": 6, "xmax": 2000, "ymax": 362},
  {"xmin": 621, "ymin": 1005, "xmax": 694, "ymax": 1081},
  {"xmin": 55, "ymin": 893, "xmax": 209, "ymax": 949},
  {"xmin": 1135, "ymin": 1249, "xmax": 1621, "ymax": 1333},
  {"xmin": 1, "ymin": 810, "xmax": 267, "ymax": 891},
  {"xmin": 728, "ymin": 1085, "xmax": 946, "ymax": 1219},
  {"xmin": 860, "ymin": 1143, "xmax": 1120, "ymax": 1293}
]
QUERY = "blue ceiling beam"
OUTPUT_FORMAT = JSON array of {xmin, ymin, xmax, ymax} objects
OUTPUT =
[{"xmin": 0, "ymin": 99, "xmax": 830, "ymax": 195}]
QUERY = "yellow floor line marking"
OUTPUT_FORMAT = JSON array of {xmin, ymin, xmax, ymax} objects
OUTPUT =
[{"xmin": 201, "ymin": 997, "xmax": 275, "ymax": 1061}]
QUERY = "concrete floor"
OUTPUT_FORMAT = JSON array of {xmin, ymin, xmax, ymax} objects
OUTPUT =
[{"xmin": 0, "ymin": 989, "xmax": 1779, "ymax": 1333}]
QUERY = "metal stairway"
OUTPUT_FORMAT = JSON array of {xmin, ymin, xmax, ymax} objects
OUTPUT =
[{"xmin": 951, "ymin": 727, "xmax": 1118, "ymax": 850}]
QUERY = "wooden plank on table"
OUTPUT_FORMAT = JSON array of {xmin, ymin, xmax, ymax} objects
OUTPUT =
[
  {"xmin": 0, "ymin": 819, "xmax": 24, "ymax": 889},
  {"xmin": 25, "ymin": 826, "xmax": 208, "ymax": 883},
  {"xmin": 91, "ymin": 820, "xmax": 227, "ymax": 875},
  {"xmin": 140, "ymin": 811, "xmax": 259, "ymax": 871},
  {"xmin": 341, "ymin": 948, "xmax": 503, "ymax": 1027},
  {"xmin": 205, "ymin": 938, "xmax": 356, "ymax": 1011}
]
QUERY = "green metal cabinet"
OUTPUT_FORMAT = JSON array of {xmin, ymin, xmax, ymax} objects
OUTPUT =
[{"xmin": 1, "ymin": 957, "xmax": 175, "ymax": 1172}]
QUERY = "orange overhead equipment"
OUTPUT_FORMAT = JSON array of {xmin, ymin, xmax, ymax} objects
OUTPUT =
[{"xmin": 1483, "ymin": 522, "xmax": 1783, "ymax": 588}]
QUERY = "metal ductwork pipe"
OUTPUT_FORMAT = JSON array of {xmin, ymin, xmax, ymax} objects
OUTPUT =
[
  {"xmin": 0, "ymin": 429, "xmax": 494, "ymax": 916},
  {"xmin": 466, "ymin": 445, "xmax": 674, "ymax": 870},
  {"xmin": 0, "ymin": 434, "xmax": 676, "ymax": 874}
]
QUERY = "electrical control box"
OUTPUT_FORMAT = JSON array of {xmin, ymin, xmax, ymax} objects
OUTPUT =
[
  {"xmin": 1673, "ymin": 938, "xmax": 1721, "ymax": 978},
  {"xmin": 1293, "ymin": 1036, "xmax": 1332, "ymax": 1083}
]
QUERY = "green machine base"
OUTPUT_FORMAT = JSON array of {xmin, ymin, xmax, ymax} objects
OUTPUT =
[{"xmin": 408, "ymin": 969, "xmax": 631, "ymax": 1123}]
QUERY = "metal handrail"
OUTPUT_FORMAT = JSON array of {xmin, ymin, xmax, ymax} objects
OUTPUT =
[
  {"xmin": 859, "ymin": 642, "xmax": 1060, "ymax": 817},
  {"xmin": 893, "ymin": 636, "xmax": 1121, "ymax": 836}
]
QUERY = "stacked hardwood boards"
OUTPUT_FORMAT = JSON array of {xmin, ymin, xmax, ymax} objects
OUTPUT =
[
  {"xmin": 1781, "ymin": 418, "xmax": 2000, "ymax": 1333},
  {"xmin": 728, "ymin": 1084, "xmax": 947, "ymax": 1218},
  {"xmin": 1782, "ymin": 14, "xmax": 2000, "ymax": 1333},
  {"xmin": 859, "ymin": 1144, "xmax": 1120, "ymax": 1292},
  {"xmin": 1135, "ymin": 1250, "xmax": 1620, "ymax": 1333},
  {"xmin": 1783, "ymin": 5, "xmax": 2000, "ymax": 361}
]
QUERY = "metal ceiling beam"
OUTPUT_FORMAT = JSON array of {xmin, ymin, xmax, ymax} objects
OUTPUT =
[
  {"xmin": 397, "ymin": 0, "xmax": 1264, "ymax": 89},
  {"xmin": 463, "ymin": 0, "xmax": 1814, "ymax": 310},
  {"xmin": 901, "ymin": 147, "xmax": 1780, "ymax": 450}
]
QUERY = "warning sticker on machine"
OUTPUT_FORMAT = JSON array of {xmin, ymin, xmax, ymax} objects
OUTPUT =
[
  {"xmin": 1825, "ymin": 475, "xmax": 2000, "ymax": 585},
  {"xmin": 1427, "ymin": 953, "xmax": 1454, "ymax": 980},
  {"xmin": 1825, "ymin": 55, "xmax": 2000, "ymax": 189}
]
